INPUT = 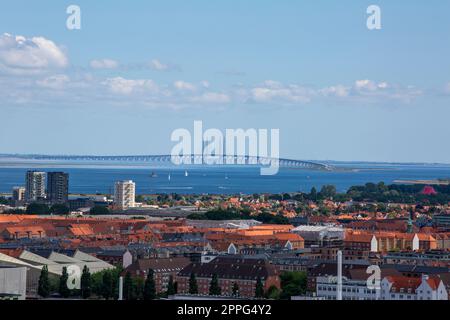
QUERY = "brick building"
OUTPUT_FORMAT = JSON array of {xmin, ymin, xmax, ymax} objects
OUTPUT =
[
  {"xmin": 176, "ymin": 256, "xmax": 280, "ymax": 298},
  {"xmin": 124, "ymin": 257, "xmax": 191, "ymax": 293}
]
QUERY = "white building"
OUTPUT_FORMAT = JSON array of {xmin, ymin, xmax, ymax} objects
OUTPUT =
[
  {"xmin": 0, "ymin": 250, "xmax": 114, "ymax": 298},
  {"xmin": 12, "ymin": 187, "xmax": 25, "ymax": 201},
  {"xmin": 316, "ymin": 275, "xmax": 379, "ymax": 300},
  {"xmin": 380, "ymin": 274, "xmax": 448, "ymax": 300},
  {"xmin": 0, "ymin": 267, "xmax": 27, "ymax": 300},
  {"xmin": 292, "ymin": 225, "xmax": 344, "ymax": 246},
  {"xmin": 25, "ymin": 171, "xmax": 46, "ymax": 202},
  {"xmin": 114, "ymin": 180, "xmax": 136, "ymax": 209}
]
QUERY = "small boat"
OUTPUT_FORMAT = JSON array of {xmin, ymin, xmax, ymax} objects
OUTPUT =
[
  {"xmin": 185, "ymin": 170, "xmax": 189, "ymax": 177},
  {"xmin": 225, "ymin": 175, "xmax": 229, "ymax": 180},
  {"xmin": 150, "ymin": 172, "xmax": 158, "ymax": 178},
  {"xmin": 168, "ymin": 173, "xmax": 171, "ymax": 181}
]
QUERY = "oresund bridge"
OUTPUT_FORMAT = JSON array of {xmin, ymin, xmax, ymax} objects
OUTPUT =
[{"xmin": 0, "ymin": 154, "xmax": 334, "ymax": 171}]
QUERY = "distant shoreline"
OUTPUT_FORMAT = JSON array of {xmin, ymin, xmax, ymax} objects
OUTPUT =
[{"xmin": 394, "ymin": 179, "xmax": 450, "ymax": 185}]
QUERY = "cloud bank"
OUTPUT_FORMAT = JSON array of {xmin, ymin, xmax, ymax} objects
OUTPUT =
[{"xmin": 0, "ymin": 33, "xmax": 441, "ymax": 109}]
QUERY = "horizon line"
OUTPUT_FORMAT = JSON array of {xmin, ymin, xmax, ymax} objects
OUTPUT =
[{"xmin": 0, "ymin": 153, "xmax": 449, "ymax": 167}]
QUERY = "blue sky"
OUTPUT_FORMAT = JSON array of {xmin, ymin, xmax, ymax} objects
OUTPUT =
[{"xmin": 0, "ymin": 1, "xmax": 449, "ymax": 162}]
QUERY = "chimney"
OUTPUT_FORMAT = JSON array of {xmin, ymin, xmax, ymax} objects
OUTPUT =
[
  {"xmin": 118, "ymin": 276, "xmax": 123, "ymax": 300},
  {"xmin": 337, "ymin": 250, "xmax": 342, "ymax": 300}
]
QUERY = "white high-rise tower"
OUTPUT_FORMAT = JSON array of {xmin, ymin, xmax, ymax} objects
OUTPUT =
[
  {"xmin": 25, "ymin": 171, "xmax": 46, "ymax": 202},
  {"xmin": 114, "ymin": 180, "xmax": 136, "ymax": 209}
]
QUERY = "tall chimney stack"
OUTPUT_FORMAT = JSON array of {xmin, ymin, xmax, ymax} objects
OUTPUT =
[
  {"xmin": 337, "ymin": 250, "xmax": 342, "ymax": 300},
  {"xmin": 118, "ymin": 276, "xmax": 123, "ymax": 300}
]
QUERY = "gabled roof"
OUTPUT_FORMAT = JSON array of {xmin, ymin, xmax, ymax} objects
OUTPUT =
[
  {"xmin": 178, "ymin": 256, "xmax": 278, "ymax": 280},
  {"xmin": 127, "ymin": 257, "xmax": 191, "ymax": 273},
  {"xmin": 68, "ymin": 224, "xmax": 95, "ymax": 236},
  {"xmin": 385, "ymin": 276, "xmax": 421, "ymax": 292},
  {"xmin": 345, "ymin": 233, "xmax": 374, "ymax": 243}
]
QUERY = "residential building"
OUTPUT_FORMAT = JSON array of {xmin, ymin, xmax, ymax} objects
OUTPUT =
[
  {"xmin": 12, "ymin": 187, "xmax": 25, "ymax": 202},
  {"xmin": 95, "ymin": 249, "xmax": 133, "ymax": 268},
  {"xmin": 114, "ymin": 180, "xmax": 136, "ymax": 209},
  {"xmin": 1, "ymin": 226, "xmax": 46, "ymax": 240},
  {"xmin": 316, "ymin": 275, "xmax": 379, "ymax": 300},
  {"xmin": 382, "ymin": 250, "xmax": 450, "ymax": 267},
  {"xmin": 344, "ymin": 231, "xmax": 437, "ymax": 253},
  {"xmin": 124, "ymin": 257, "xmax": 191, "ymax": 293},
  {"xmin": 46, "ymin": 172, "xmax": 69, "ymax": 204},
  {"xmin": 380, "ymin": 274, "xmax": 448, "ymax": 300},
  {"xmin": 176, "ymin": 256, "xmax": 280, "ymax": 298},
  {"xmin": 433, "ymin": 214, "xmax": 450, "ymax": 229},
  {"xmin": 306, "ymin": 262, "xmax": 369, "ymax": 292},
  {"xmin": 25, "ymin": 171, "xmax": 46, "ymax": 202}
]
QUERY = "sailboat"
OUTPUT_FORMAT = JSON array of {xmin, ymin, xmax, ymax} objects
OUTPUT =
[
  {"xmin": 168, "ymin": 173, "xmax": 171, "ymax": 181},
  {"xmin": 185, "ymin": 170, "xmax": 189, "ymax": 177}
]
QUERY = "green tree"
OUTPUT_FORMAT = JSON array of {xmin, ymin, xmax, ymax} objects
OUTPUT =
[
  {"xmin": 255, "ymin": 277, "xmax": 264, "ymax": 298},
  {"xmin": 59, "ymin": 266, "xmax": 71, "ymax": 298},
  {"xmin": 80, "ymin": 265, "xmax": 92, "ymax": 299},
  {"xmin": 209, "ymin": 274, "xmax": 221, "ymax": 296},
  {"xmin": 319, "ymin": 185, "xmax": 337, "ymax": 199},
  {"xmin": 166, "ymin": 275, "xmax": 177, "ymax": 296},
  {"xmin": 135, "ymin": 195, "xmax": 145, "ymax": 203},
  {"xmin": 50, "ymin": 204, "xmax": 70, "ymax": 215},
  {"xmin": 279, "ymin": 271, "xmax": 307, "ymax": 300},
  {"xmin": 101, "ymin": 271, "xmax": 113, "ymax": 299},
  {"xmin": 26, "ymin": 203, "xmax": 50, "ymax": 215},
  {"xmin": 89, "ymin": 206, "xmax": 110, "ymax": 215},
  {"xmin": 38, "ymin": 265, "xmax": 50, "ymax": 298},
  {"xmin": 265, "ymin": 285, "xmax": 280, "ymax": 299},
  {"xmin": 132, "ymin": 277, "xmax": 144, "ymax": 300},
  {"xmin": 189, "ymin": 273, "xmax": 198, "ymax": 294},
  {"xmin": 123, "ymin": 272, "xmax": 133, "ymax": 300},
  {"xmin": 309, "ymin": 187, "xmax": 318, "ymax": 201},
  {"xmin": 143, "ymin": 269, "xmax": 156, "ymax": 300},
  {"xmin": 232, "ymin": 282, "xmax": 239, "ymax": 297}
]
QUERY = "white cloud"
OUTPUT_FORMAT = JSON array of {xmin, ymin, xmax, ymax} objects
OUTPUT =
[
  {"xmin": 0, "ymin": 33, "xmax": 68, "ymax": 75},
  {"xmin": 150, "ymin": 59, "xmax": 180, "ymax": 71},
  {"xmin": 354, "ymin": 79, "xmax": 390, "ymax": 92},
  {"xmin": 150, "ymin": 59, "xmax": 168, "ymax": 71},
  {"xmin": 102, "ymin": 77, "xmax": 159, "ymax": 95},
  {"xmin": 0, "ymin": 68, "xmax": 426, "ymax": 109},
  {"xmin": 320, "ymin": 85, "xmax": 350, "ymax": 98},
  {"xmin": 90, "ymin": 59, "xmax": 119, "ymax": 69},
  {"xmin": 248, "ymin": 81, "xmax": 314, "ymax": 103},
  {"xmin": 354, "ymin": 79, "xmax": 377, "ymax": 91},
  {"xmin": 191, "ymin": 92, "xmax": 230, "ymax": 104},
  {"xmin": 174, "ymin": 80, "xmax": 196, "ymax": 91},
  {"xmin": 240, "ymin": 79, "xmax": 422, "ymax": 105},
  {"xmin": 36, "ymin": 74, "xmax": 70, "ymax": 89},
  {"xmin": 348, "ymin": 80, "xmax": 421, "ymax": 103}
]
